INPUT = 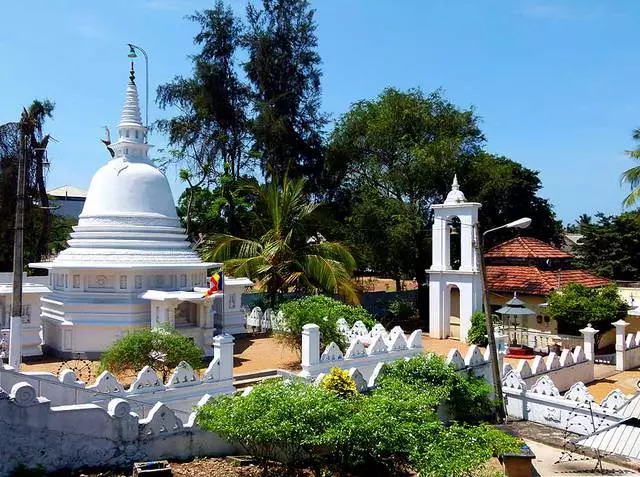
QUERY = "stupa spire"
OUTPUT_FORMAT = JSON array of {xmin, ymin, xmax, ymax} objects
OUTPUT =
[
  {"xmin": 108, "ymin": 62, "xmax": 151, "ymax": 163},
  {"xmin": 119, "ymin": 62, "xmax": 143, "ymax": 128}
]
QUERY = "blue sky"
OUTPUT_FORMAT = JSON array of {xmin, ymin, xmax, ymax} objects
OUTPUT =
[{"xmin": 1, "ymin": 0, "xmax": 639, "ymax": 225}]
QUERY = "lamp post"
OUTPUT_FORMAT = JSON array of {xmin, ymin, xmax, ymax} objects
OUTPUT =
[
  {"xmin": 475, "ymin": 217, "xmax": 531, "ymax": 423},
  {"xmin": 127, "ymin": 43, "xmax": 149, "ymax": 142}
]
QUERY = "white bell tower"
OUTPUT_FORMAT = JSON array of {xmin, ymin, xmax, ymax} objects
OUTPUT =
[{"xmin": 428, "ymin": 175, "xmax": 482, "ymax": 341}]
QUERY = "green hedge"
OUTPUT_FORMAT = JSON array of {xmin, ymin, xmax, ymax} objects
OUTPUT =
[{"xmin": 278, "ymin": 295, "xmax": 376, "ymax": 351}]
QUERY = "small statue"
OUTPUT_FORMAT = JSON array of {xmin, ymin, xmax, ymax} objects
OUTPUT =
[{"xmin": 101, "ymin": 126, "xmax": 114, "ymax": 158}]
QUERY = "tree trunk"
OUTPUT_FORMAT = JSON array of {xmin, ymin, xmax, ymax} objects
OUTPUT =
[{"xmin": 394, "ymin": 274, "xmax": 402, "ymax": 292}]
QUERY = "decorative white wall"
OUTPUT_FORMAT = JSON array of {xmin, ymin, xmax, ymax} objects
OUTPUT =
[
  {"xmin": 0, "ymin": 382, "xmax": 238, "ymax": 476},
  {"xmin": 299, "ymin": 321, "xmax": 423, "ymax": 381},
  {"xmin": 502, "ymin": 370, "xmax": 631, "ymax": 436},
  {"xmin": 0, "ymin": 334, "xmax": 236, "ymax": 422}
]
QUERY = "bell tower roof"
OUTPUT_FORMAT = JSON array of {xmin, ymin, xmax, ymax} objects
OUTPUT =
[{"xmin": 444, "ymin": 174, "xmax": 467, "ymax": 204}]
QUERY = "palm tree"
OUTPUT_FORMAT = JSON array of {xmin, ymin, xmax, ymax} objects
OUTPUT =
[
  {"xmin": 201, "ymin": 176, "xmax": 358, "ymax": 305},
  {"xmin": 621, "ymin": 127, "xmax": 640, "ymax": 208}
]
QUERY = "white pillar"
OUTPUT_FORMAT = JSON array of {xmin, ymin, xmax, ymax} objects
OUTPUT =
[
  {"xmin": 213, "ymin": 333, "xmax": 234, "ymax": 381},
  {"xmin": 301, "ymin": 324, "xmax": 320, "ymax": 371},
  {"xmin": 613, "ymin": 319, "xmax": 629, "ymax": 371},
  {"xmin": 8, "ymin": 315, "xmax": 22, "ymax": 370},
  {"xmin": 579, "ymin": 324, "xmax": 599, "ymax": 361}
]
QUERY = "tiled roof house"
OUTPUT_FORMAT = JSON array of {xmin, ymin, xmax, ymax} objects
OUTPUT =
[{"xmin": 485, "ymin": 237, "xmax": 610, "ymax": 296}]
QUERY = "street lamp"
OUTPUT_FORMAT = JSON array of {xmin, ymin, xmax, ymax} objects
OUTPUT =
[
  {"xmin": 475, "ymin": 217, "xmax": 531, "ymax": 423},
  {"xmin": 127, "ymin": 43, "xmax": 149, "ymax": 143}
]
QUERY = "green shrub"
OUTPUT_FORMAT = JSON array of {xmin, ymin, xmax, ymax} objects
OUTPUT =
[
  {"xmin": 99, "ymin": 326, "xmax": 204, "ymax": 380},
  {"xmin": 385, "ymin": 298, "xmax": 417, "ymax": 324},
  {"xmin": 197, "ymin": 379, "xmax": 352, "ymax": 473},
  {"xmin": 320, "ymin": 367, "xmax": 358, "ymax": 398},
  {"xmin": 196, "ymin": 364, "xmax": 519, "ymax": 477},
  {"xmin": 467, "ymin": 311, "xmax": 489, "ymax": 346},
  {"xmin": 278, "ymin": 295, "xmax": 376, "ymax": 352},
  {"xmin": 376, "ymin": 354, "xmax": 495, "ymax": 424}
]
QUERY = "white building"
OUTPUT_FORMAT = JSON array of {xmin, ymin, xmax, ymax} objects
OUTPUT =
[
  {"xmin": 0, "ymin": 273, "xmax": 50, "ymax": 358},
  {"xmin": 30, "ymin": 64, "xmax": 250, "ymax": 358},
  {"xmin": 48, "ymin": 185, "xmax": 88, "ymax": 219},
  {"xmin": 428, "ymin": 176, "xmax": 482, "ymax": 342}
]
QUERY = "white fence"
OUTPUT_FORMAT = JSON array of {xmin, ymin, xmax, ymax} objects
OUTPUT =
[
  {"xmin": 0, "ymin": 334, "xmax": 236, "ymax": 421},
  {"xmin": 0, "ymin": 382, "xmax": 237, "ymax": 476},
  {"xmin": 502, "ymin": 346, "xmax": 593, "ymax": 393},
  {"xmin": 245, "ymin": 307, "xmax": 286, "ymax": 331},
  {"xmin": 299, "ymin": 322, "xmax": 423, "ymax": 382},
  {"xmin": 502, "ymin": 369, "xmax": 637, "ymax": 437}
]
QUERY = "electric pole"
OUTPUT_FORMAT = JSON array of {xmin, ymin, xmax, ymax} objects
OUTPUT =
[{"xmin": 8, "ymin": 121, "xmax": 27, "ymax": 369}]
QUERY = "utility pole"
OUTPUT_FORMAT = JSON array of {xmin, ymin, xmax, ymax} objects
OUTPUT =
[
  {"xmin": 475, "ymin": 224, "xmax": 505, "ymax": 423},
  {"xmin": 8, "ymin": 124, "xmax": 27, "ymax": 369}
]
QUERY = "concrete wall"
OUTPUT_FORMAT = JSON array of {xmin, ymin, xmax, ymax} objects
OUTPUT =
[{"xmin": 0, "ymin": 382, "xmax": 237, "ymax": 476}]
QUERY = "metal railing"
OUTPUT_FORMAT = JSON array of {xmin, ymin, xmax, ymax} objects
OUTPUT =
[{"xmin": 499, "ymin": 326, "xmax": 583, "ymax": 353}]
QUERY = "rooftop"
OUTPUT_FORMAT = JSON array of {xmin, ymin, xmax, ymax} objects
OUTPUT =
[
  {"xmin": 47, "ymin": 185, "xmax": 88, "ymax": 199},
  {"xmin": 486, "ymin": 265, "xmax": 611, "ymax": 295},
  {"xmin": 485, "ymin": 236, "xmax": 572, "ymax": 259}
]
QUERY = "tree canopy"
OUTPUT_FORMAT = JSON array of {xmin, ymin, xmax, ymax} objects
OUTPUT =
[
  {"xmin": 325, "ymin": 87, "xmax": 562, "ymax": 322},
  {"xmin": 573, "ymin": 211, "xmax": 640, "ymax": 281},
  {"xmin": 545, "ymin": 283, "xmax": 628, "ymax": 348}
]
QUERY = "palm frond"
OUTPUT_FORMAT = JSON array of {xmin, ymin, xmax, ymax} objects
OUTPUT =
[
  {"xmin": 202, "ymin": 234, "xmax": 262, "ymax": 262},
  {"xmin": 315, "ymin": 241, "xmax": 357, "ymax": 272}
]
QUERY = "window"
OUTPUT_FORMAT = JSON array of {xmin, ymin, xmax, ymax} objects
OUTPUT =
[
  {"xmin": 120, "ymin": 275, "xmax": 128, "ymax": 290},
  {"xmin": 180, "ymin": 274, "xmax": 187, "ymax": 288},
  {"xmin": 135, "ymin": 275, "xmax": 143, "ymax": 289},
  {"xmin": 135, "ymin": 130, "xmax": 139, "ymax": 139},
  {"xmin": 72, "ymin": 275, "xmax": 80, "ymax": 289}
]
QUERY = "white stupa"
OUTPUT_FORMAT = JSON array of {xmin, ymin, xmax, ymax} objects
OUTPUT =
[{"xmin": 31, "ymin": 64, "xmax": 250, "ymax": 357}]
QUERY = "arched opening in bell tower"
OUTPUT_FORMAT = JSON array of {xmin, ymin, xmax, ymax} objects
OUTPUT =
[
  {"xmin": 444, "ymin": 284, "xmax": 461, "ymax": 339},
  {"xmin": 447, "ymin": 216, "xmax": 462, "ymax": 270}
]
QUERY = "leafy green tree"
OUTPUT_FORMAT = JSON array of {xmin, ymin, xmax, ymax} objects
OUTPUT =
[
  {"xmin": 327, "ymin": 88, "xmax": 484, "ymax": 323},
  {"xmin": 197, "ymin": 379, "xmax": 348, "ymax": 474},
  {"xmin": 99, "ymin": 327, "xmax": 204, "ymax": 381},
  {"xmin": 465, "ymin": 153, "xmax": 563, "ymax": 248},
  {"xmin": 48, "ymin": 215, "xmax": 76, "ymax": 257},
  {"xmin": 574, "ymin": 211, "xmax": 640, "ymax": 280},
  {"xmin": 545, "ymin": 283, "xmax": 629, "ymax": 350},
  {"xmin": 243, "ymin": 0, "xmax": 326, "ymax": 183},
  {"xmin": 202, "ymin": 176, "xmax": 358, "ymax": 304},
  {"xmin": 176, "ymin": 172, "xmax": 259, "ymax": 240},
  {"xmin": 327, "ymin": 89, "xmax": 562, "ymax": 324},
  {"xmin": 621, "ymin": 127, "xmax": 640, "ymax": 207}
]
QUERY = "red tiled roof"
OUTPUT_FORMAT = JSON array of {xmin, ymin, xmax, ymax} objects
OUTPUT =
[
  {"xmin": 486, "ymin": 265, "xmax": 611, "ymax": 296},
  {"xmin": 484, "ymin": 236, "xmax": 572, "ymax": 259}
]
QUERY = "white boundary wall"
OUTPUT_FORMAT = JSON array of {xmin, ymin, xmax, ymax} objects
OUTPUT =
[
  {"xmin": 502, "ymin": 370, "xmax": 636, "ymax": 436},
  {"xmin": 298, "ymin": 322, "xmax": 423, "ymax": 382},
  {"xmin": 0, "ymin": 382, "xmax": 237, "ymax": 475},
  {"xmin": 0, "ymin": 334, "xmax": 236, "ymax": 421}
]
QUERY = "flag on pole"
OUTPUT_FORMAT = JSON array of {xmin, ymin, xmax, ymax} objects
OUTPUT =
[{"xmin": 202, "ymin": 271, "xmax": 224, "ymax": 297}]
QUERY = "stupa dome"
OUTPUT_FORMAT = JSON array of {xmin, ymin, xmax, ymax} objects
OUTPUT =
[
  {"xmin": 48, "ymin": 64, "xmax": 213, "ymax": 269},
  {"xmin": 80, "ymin": 159, "xmax": 179, "ymax": 220}
]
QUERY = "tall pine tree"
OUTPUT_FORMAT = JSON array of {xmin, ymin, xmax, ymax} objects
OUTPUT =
[{"xmin": 243, "ymin": 0, "xmax": 326, "ymax": 185}]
